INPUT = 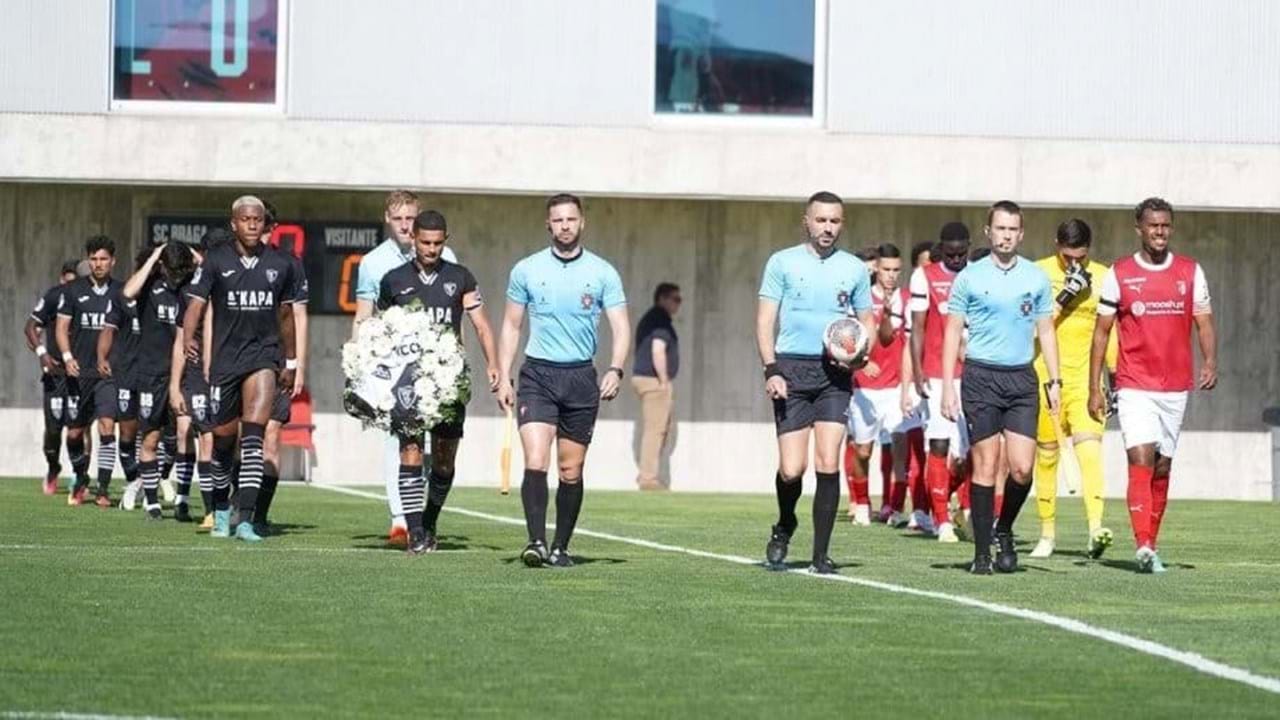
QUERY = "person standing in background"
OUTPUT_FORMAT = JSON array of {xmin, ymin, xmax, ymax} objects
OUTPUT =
[{"xmin": 632, "ymin": 283, "xmax": 682, "ymax": 490}]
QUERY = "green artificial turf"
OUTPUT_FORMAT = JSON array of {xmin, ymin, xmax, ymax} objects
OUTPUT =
[{"xmin": 1, "ymin": 478, "xmax": 1278, "ymax": 718}]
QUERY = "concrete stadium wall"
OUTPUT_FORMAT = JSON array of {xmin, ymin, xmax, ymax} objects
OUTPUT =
[{"xmin": 1, "ymin": 183, "xmax": 1275, "ymax": 500}]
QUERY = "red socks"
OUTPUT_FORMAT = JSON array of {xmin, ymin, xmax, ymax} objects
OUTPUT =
[
  {"xmin": 1127, "ymin": 464, "xmax": 1155, "ymax": 549},
  {"xmin": 907, "ymin": 430, "xmax": 928, "ymax": 514},
  {"xmin": 926, "ymin": 454, "xmax": 951, "ymax": 522},
  {"xmin": 844, "ymin": 443, "xmax": 869, "ymax": 506},
  {"xmin": 1151, "ymin": 473, "xmax": 1170, "ymax": 548}
]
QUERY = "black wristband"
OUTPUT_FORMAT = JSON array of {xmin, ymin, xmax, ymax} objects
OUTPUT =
[
  {"xmin": 607, "ymin": 366, "xmax": 624, "ymax": 380},
  {"xmin": 764, "ymin": 362, "xmax": 782, "ymax": 380}
]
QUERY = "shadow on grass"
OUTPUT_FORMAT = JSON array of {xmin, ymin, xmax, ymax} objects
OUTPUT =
[
  {"xmin": 349, "ymin": 533, "xmax": 502, "ymax": 552},
  {"xmin": 499, "ymin": 555, "xmax": 629, "ymax": 566},
  {"xmin": 762, "ymin": 560, "xmax": 864, "ymax": 572},
  {"xmin": 1096, "ymin": 559, "xmax": 1197, "ymax": 573},
  {"xmin": 929, "ymin": 561, "xmax": 1059, "ymax": 574}
]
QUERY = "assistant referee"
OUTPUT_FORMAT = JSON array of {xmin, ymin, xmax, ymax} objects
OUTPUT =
[{"xmin": 941, "ymin": 201, "xmax": 1061, "ymax": 574}]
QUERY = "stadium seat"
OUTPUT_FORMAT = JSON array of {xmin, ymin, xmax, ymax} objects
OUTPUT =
[{"xmin": 281, "ymin": 389, "xmax": 316, "ymax": 483}]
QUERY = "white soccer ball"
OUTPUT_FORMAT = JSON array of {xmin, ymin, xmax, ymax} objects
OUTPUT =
[{"xmin": 823, "ymin": 317, "xmax": 871, "ymax": 367}]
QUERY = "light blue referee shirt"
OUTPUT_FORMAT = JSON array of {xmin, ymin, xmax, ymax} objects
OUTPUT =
[
  {"xmin": 356, "ymin": 238, "xmax": 457, "ymax": 301},
  {"xmin": 506, "ymin": 247, "xmax": 626, "ymax": 363},
  {"xmin": 947, "ymin": 255, "xmax": 1052, "ymax": 366},
  {"xmin": 759, "ymin": 244, "xmax": 873, "ymax": 357}
]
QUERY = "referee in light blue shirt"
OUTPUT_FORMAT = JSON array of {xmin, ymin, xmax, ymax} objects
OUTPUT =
[
  {"xmin": 757, "ymin": 190, "xmax": 875, "ymax": 576},
  {"xmin": 497, "ymin": 193, "xmax": 630, "ymax": 569},
  {"xmin": 350, "ymin": 190, "xmax": 457, "ymax": 547},
  {"xmin": 941, "ymin": 200, "xmax": 1062, "ymax": 575}
]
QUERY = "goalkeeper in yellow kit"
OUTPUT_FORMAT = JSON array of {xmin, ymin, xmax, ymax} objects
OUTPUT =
[{"xmin": 1030, "ymin": 219, "xmax": 1117, "ymax": 559}]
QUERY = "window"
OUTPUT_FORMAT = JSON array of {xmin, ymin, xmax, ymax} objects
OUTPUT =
[
  {"xmin": 654, "ymin": 0, "xmax": 819, "ymax": 118},
  {"xmin": 112, "ymin": 0, "xmax": 284, "ymax": 110}
]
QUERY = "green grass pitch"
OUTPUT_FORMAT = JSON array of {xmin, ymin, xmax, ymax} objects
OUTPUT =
[{"xmin": 1, "ymin": 477, "xmax": 1278, "ymax": 718}]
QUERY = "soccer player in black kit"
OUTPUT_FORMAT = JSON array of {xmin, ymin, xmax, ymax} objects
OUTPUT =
[
  {"xmin": 25, "ymin": 260, "xmax": 81, "ymax": 495},
  {"xmin": 100, "ymin": 252, "xmax": 147, "ymax": 510},
  {"xmin": 183, "ymin": 196, "xmax": 302, "ymax": 542},
  {"xmin": 376, "ymin": 210, "xmax": 499, "ymax": 555},
  {"xmin": 55, "ymin": 236, "xmax": 126, "ymax": 507},
  {"xmin": 100, "ymin": 242, "xmax": 195, "ymax": 520}
]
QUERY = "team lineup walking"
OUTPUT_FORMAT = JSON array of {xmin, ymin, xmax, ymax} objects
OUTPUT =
[{"xmin": 25, "ymin": 191, "xmax": 1218, "ymax": 574}]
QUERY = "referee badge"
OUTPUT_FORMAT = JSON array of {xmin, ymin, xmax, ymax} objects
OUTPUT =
[
  {"xmin": 1020, "ymin": 296, "xmax": 1033, "ymax": 317},
  {"xmin": 581, "ymin": 293, "xmax": 594, "ymax": 310},
  {"xmin": 837, "ymin": 290, "xmax": 849, "ymax": 308}
]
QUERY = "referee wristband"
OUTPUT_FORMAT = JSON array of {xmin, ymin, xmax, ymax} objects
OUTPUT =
[
  {"xmin": 62, "ymin": 351, "xmax": 73, "ymax": 362},
  {"xmin": 35, "ymin": 345, "xmax": 47, "ymax": 357},
  {"xmin": 285, "ymin": 358, "xmax": 298, "ymax": 370},
  {"xmin": 607, "ymin": 366, "xmax": 624, "ymax": 380},
  {"xmin": 764, "ymin": 362, "xmax": 782, "ymax": 381}
]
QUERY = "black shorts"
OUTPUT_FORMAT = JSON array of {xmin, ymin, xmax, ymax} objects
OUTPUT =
[
  {"xmin": 271, "ymin": 386, "xmax": 292, "ymax": 425},
  {"xmin": 772, "ymin": 355, "xmax": 852, "ymax": 435},
  {"xmin": 397, "ymin": 403, "xmax": 467, "ymax": 444},
  {"xmin": 210, "ymin": 369, "xmax": 276, "ymax": 428},
  {"xmin": 180, "ymin": 368, "xmax": 213, "ymax": 433},
  {"xmin": 961, "ymin": 360, "xmax": 1039, "ymax": 443},
  {"xmin": 65, "ymin": 376, "xmax": 118, "ymax": 428},
  {"xmin": 517, "ymin": 359, "xmax": 599, "ymax": 445},
  {"xmin": 116, "ymin": 376, "xmax": 138, "ymax": 422},
  {"xmin": 134, "ymin": 374, "xmax": 172, "ymax": 434},
  {"xmin": 41, "ymin": 372, "xmax": 68, "ymax": 429}
]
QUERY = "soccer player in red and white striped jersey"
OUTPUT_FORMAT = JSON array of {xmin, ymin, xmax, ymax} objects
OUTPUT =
[
  {"xmin": 1089, "ymin": 197, "xmax": 1217, "ymax": 574},
  {"xmin": 906, "ymin": 223, "xmax": 972, "ymax": 542},
  {"xmin": 845, "ymin": 244, "xmax": 921, "ymax": 527}
]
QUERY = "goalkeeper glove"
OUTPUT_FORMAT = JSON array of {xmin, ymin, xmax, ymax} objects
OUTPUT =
[{"xmin": 1055, "ymin": 264, "xmax": 1092, "ymax": 308}]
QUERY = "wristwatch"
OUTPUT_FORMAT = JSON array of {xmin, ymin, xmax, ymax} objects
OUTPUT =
[{"xmin": 607, "ymin": 366, "xmax": 624, "ymax": 380}]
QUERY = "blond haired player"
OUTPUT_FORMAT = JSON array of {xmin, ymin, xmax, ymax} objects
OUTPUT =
[{"xmin": 1029, "ymin": 219, "xmax": 1117, "ymax": 559}]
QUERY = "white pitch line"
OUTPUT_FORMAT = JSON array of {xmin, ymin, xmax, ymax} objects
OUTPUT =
[
  {"xmin": 0, "ymin": 544, "xmax": 470, "ymax": 555},
  {"xmin": 319, "ymin": 483, "xmax": 1280, "ymax": 696},
  {"xmin": 2, "ymin": 707, "xmax": 179, "ymax": 712}
]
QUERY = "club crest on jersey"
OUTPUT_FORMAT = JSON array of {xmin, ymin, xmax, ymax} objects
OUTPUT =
[
  {"xmin": 1132, "ymin": 300, "xmax": 1147, "ymax": 317},
  {"xmin": 266, "ymin": 269, "xmax": 279, "ymax": 284},
  {"xmin": 372, "ymin": 364, "xmax": 393, "ymax": 381},
  {"xmin": 396, "ymin": 386, "xmax": 416, "ymax": 410},
  {"xmin": 444, "ymin": 282, "xmax": 457, "ymax": 297},
  {"xmin": 1176, "ymin": 280, "xmax": 1187, "ymax": 295}
]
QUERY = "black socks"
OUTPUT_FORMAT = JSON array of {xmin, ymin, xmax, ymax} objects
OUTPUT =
[
  {"xmin": 812, "ymin": 471, "xmax": 840, "ymax": 561},
  {"xmin": 552, "ymin": 481, "xmax": 584, "ymax": 551},
  {"xmin": 775, "ymin": 472, "xmax": 802, "ymax": 533},
  {"xmin": 521, "ymin": 469, "xmax": 549, "ymax": 544}
]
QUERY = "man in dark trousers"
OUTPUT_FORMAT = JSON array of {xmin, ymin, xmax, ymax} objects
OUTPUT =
[{"xmin": 631, "ymin": 282, "xmax": 682, "ymax": 490}]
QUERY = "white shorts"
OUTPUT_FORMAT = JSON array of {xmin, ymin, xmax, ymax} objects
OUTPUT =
[
  {"xmin": 847, "ymin": 387, "xmax": 922, "ymax": 445},
  {"xmin": 1116, "ymin": 389, "xmax": 1188, "ymax": 457},
  {"xmin": 920, "ymin": 378, "xmax": 970, "ymax": 459}
]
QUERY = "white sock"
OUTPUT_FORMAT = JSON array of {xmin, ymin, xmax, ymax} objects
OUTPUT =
[{"xmin": 383, "ymin": 430, "xmax": 404, "ymax": 518}]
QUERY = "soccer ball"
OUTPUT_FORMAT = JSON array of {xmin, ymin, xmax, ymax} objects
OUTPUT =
[{"xmin": 823, "ymin": 317, "xmax": 871, "ymax": 367}]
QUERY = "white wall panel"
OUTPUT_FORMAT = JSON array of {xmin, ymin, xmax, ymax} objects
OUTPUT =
[
  {"xmin": 0, "ymin": 0, "xmax": 110, "ymax": 113},
  {"xmin": 828, "ymin": 0, "xmax": 1280, "ymax": 143},
  {"xmin": 288, "ymin": 0, "xmax": 653, "ymax": 126}
]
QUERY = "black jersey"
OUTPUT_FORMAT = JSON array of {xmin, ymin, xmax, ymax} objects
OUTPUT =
[
  {"xmin": 29, "ymin": 283, "xmax": 63, "ymax": 328},
  {"xmin": 112, "ymin": 278, "xmax": 182, "ymax": 379},
  {"xmin": 376, "ymin": 258, "xmax": 479, "ymax": 337},
  {"xmin": 186, "ymin": 243, "xmax": 299, "ymax": 384},
  {"xmin": 56, "ymin": 276, "xmax": 124, "ymax": 379},
  {"xmin": 112, "ymin": 297, "xmax": 143, "ymax": 382}
]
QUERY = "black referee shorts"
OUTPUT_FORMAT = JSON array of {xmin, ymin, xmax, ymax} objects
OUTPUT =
[
  {"xmin": 961, "ymin": 360, "xmax": 1039, "ymax": 443},
  {"xmin": 517, "ymin": 359, "xmax": 599, "ymax": 445},
  {"xmin": 41, "ymin": 372, "xmax": 68, "ymax": 430},
  {"xmin": 772, "ymin": 355, "xmax": 852, "ymax": 436}
]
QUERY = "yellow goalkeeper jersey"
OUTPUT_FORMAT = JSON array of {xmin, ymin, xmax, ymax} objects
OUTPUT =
[{"xmin": 1033, "ymin": 256, "xmax": 1116, "ymax": 380}]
